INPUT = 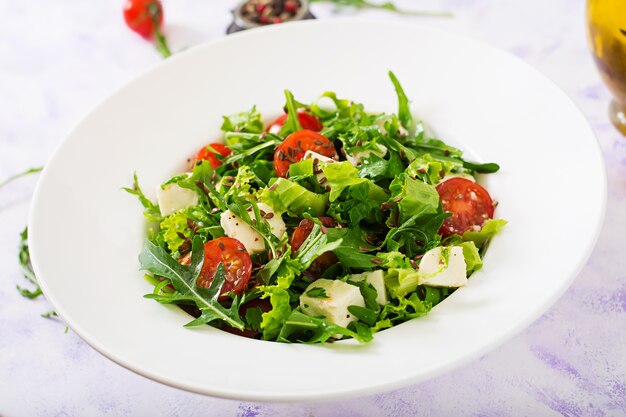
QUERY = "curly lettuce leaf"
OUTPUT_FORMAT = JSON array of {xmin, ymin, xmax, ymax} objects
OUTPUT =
[
  {"xmin": 221, "ymin": 105, "xmax": 264, "ymax": 134},
  {"xmin": 260, "ymin": 178, "xmax": 328, "ymax": 217}
]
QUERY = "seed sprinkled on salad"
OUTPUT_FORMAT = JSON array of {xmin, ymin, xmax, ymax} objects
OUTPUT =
[{"xmin": 128, "ymin": 71, "xmax": 507, "ymax": 343}]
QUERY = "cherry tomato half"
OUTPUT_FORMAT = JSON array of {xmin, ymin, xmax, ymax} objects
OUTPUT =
[
  {"xmin": 266, "ymin": 111, "xmax": 323, "ymax": 135},
  {"xmin": 195, "ymin": 143, "xmax": 231, "ymax": 169},
  {"xmin": 196, "ymin": 237, "xmax": 252, "ymax": 297},
  {"xmin": 289, "ymin": 218, "xmax": 338, "ymax": 278},
  {"xmin": 436, "ymin": 177, "xmax": 495, "ymax": 237},
  {"xmin": 123, "ymin": 0, "xmax": 163, "ymax": 39},
  {"xmin": 273, "ymin": 130, "xmax": 337, "ymax": 178}
]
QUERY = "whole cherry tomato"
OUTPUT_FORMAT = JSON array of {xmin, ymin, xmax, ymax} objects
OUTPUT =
[{"xmin": 123, "ymin": 0, "xmax": 163, "ymax": 39}]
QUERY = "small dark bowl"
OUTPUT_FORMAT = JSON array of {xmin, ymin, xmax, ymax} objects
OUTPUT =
[{"xmin": 227, "ymin": 0, "xmax": 316, "ymax": 34}]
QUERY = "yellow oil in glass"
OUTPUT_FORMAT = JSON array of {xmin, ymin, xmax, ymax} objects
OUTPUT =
[{"xmin": 587, "ymin": 0, "xmax": 626, "ymax": 135}]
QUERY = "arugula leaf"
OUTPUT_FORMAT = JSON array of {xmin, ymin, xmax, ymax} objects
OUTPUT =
[
  {"xmin": 245, "ymin": 307, "xmax": 264, "ymax": 332},
  {"xmin": 279, "ymin": 90, "xmax": 303, "ymax": 137},
  {"xmin": 388, "ymin": 71, "xmax": 414, "ymax": 133},
  {"xmin": 0, "ymin": 166, "xmax": 43, "ymax": 190},
  {"xmin": 309, "ymin": 0, "xmax": 452, "ymax": 17},
  {"xmin": 221, "ymin": 106, "xmax": 264, "ymax": 133},
  {"xmin": 305, "ymin": 287, "xmax": 329, "ymax": 299},
  {"xmin": 139, "ymin": 236, "xmax": 244, "ymax": 329},
  {"xmin": 277, "ymin": 310, "xmax": 372, "ymax": 343},
  {"xmin": 325, "ymin": 227, "xmax": 376, "ymax": 270},
  {"xmin": 122, "ymin": 172, "xmax": 162, "ymax": 221},
  {"xmin": 16, "ymin": 227, "xmax": 42, "ymax": 299},
  {"xmin": 347, "ymin": 305, "xmax": 378, "ymax": 326},
  {"xmin": 383, "ymin": 175, "xmax": 447, "ymax": 257},
  {"xmin": 176, "ymin": 160, "xmax": 225, "ymax": 211},
  {"xmin": 294, "ymin": 222, "xmax": 343, "ymax": 270}
]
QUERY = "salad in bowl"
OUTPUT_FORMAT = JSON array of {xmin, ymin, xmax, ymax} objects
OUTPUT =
[{"xmin": 127, "ymin": 71, "xmax": 506, "ymax": 343}]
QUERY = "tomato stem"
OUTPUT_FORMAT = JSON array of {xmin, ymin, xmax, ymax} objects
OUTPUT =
[
  {"xmin": 153, "ymin": 26, "xmax": 172, "ymax": 58},
  {"xmin": 147, "ymin": 1, "xmax": 172, "ymax": 58}
]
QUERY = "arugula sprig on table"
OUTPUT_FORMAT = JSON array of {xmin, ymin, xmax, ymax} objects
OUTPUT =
[{"xmin": 310, "ymin": 0, "xmax": 452, "ymax": 16}]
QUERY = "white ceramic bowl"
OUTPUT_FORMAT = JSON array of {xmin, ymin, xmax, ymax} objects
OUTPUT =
[{"xmin": 29, "ymin": 19, "xmax": 606, "ymax": 401}]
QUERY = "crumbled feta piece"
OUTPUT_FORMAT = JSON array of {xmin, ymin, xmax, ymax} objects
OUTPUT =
[
  {"xmin": 302, "ymin": 150, "xmax": 336, "ymax": 187},
  {"xmin": 300, "ymin": 279, "xmax": 365, "ymax": 329},
  {"xmin": 345, "ymin": 144, "xmax": 387, "ymax": 166},
  {"xmin": 418, "ymin": 246, "xmax": 467, "ymax": 288},
  {"xmin": 219, "ymin": 203, "xmax": 285, "ymax": 255},
  {"xmin": 350, "ymin": 270, "xmax": 388, "ymax": 305},
  {"xmin": 156, "ymin": 181, "xmax": 199, "ymax": 217}
]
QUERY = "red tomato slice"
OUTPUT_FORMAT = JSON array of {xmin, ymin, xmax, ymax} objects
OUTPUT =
[
  {"xmin": 289, "ymin": 217, "xmax": 337, "ymax": 251},
  {"xmin": 195, "ymin": 143, "xmax": 231, "ymax": 169},
  {"xmin": 196, "ymin": 237, "xmax": 252, "ymax": 297},
  {"xmin": 273, "ymin": 130, "xmax": 337, "ymax": 178},
  {"xmin": 123, "ymin": 0, "xmax": 164, "ymax": 39},
  {"xmin": 436, "ymin": 177, "xmax": 495, "ymax": 237},
  {"xmin": 267, "ymin": 111, "xmax": 323, "ymax": 135}
]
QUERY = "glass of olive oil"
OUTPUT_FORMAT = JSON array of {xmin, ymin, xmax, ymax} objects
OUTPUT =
[{"xmin": 587, "ymin": 0, "xmax": 626, "ymax": 135}]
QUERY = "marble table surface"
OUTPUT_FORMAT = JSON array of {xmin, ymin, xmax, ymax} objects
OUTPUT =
[{"xmin": 1, "ymin": 0, "xmax": 625, "ymax": 416}]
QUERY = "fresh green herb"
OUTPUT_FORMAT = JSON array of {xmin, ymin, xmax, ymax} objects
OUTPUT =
[
  {"xmin": 221, "ymin": 106, "xmax": 264, "ymax": 134},
  {"xmin": 16, "ymin": 227, "xmax": 42, "ymax": 299},
  {"xmin": 122, "ymin": 172, "xmax": 163, "ymax": 221},
  {"xmin": 310, "ymin": 0, "xmax": 452, "ymax": 17},
  {"xmin": 279, "ymin": 90, "xmax": 304, "ymax": 137},
  {"xmin": 305, "ymin": 287, "xmax": 329, "ymax": 299},
  {"xmin": 0, "ymin": 166, "xmax": 43, "ymax": 190}
]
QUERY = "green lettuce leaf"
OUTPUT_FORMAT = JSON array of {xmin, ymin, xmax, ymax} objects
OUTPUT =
[
  {"xmin": 462, "ymin": 219, "xmax": 508, "ymax": 247},
  {"xmin": 322, "ymin": 161, "xmax": 388, "ymax": 203},
  {"xmin": 259, "ymin": 286, "xmax": 293, "ymax": 340},
  {"xmin": 260, "ymin": 178, "xmax": 328, "ymax": 217},
  {"xmin": 221, "ymin": 106, "xmax": 264, "ymax": 133},
  {"xmin": 460, "ymin": 241, "xmax": 483, "ymax": 275}
]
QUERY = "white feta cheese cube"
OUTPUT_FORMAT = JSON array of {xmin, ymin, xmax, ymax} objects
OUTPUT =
[
  {"xmin": 440, "ymin": 172, "xmax": 476, "ymax": 184},
  {"xmin": 350, "ymin": 270, "xmax": 388, "ymax": 305},
  {"xmin": 345, "ymin": 144, "xmax": 387, "ymax": 166},
  {"xmin": 302, "ymin": 150, "xmax": 336, "ymax": 187},
  {"xmin": 300, "ymin": 279, "xmax": 365, "ymax": 329},
  {"xmin": 219, "ymin": 203, "xmax": 285, "ymax": 255},
  {"xmin": 156, "ymin": 182, "xmax": 199, "ymax": 217},
  {"xmin": 255, "ymin": 203, "xmax": 286, "ymax": 239},
  {"xmin": 418, "ymin": 246, "xmax": 467, "ymax": 288}
]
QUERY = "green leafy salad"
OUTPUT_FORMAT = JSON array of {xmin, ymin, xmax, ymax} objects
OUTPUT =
[{"xmin": 126, "ymin": 71, "xmax": 506, "ymax": 343}]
